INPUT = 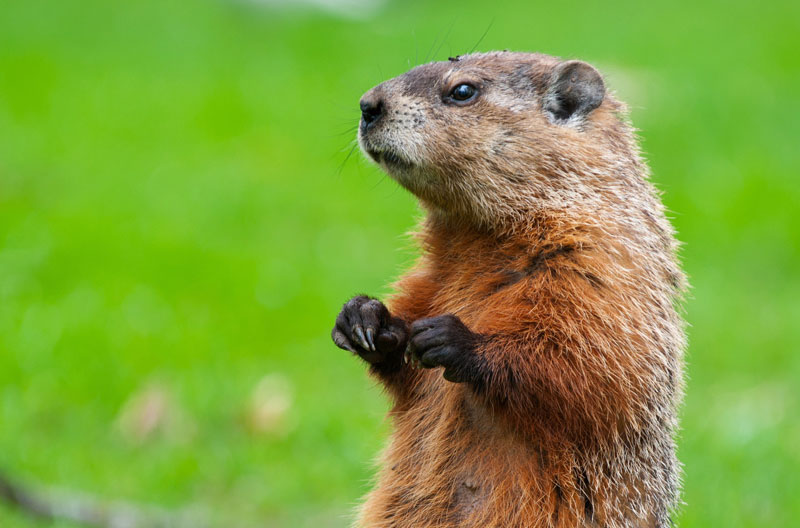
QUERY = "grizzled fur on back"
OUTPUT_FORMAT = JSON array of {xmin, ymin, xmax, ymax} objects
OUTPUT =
[{"xmin": 335, "ymin": 51, "xmax": 687, "ymax": 528}]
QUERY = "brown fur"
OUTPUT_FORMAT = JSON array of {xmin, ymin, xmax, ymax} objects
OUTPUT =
[{"xmin": 346, "ymin": 52, "xmax": 686, "ymax": 527}]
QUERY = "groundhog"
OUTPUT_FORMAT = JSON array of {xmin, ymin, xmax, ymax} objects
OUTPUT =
[{"xmin": 331, "ymin": 51, "xmax": 686, "ymax": 528}]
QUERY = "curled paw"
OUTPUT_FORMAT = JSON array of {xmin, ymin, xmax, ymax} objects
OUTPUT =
[
  {"xmin": 332, "ymin": 296, "xmax": 407, "ymax": 365},
  {"xmin": 405, "ymin": 314, "xmax": 481, "ymax": 383}
]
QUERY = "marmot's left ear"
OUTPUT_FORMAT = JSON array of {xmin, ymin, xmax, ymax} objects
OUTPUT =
[{"xmin": 543, "ymin": 60, "xmax": 605, "ymax": 122}]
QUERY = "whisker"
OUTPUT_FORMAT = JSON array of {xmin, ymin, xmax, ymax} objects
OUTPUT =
[
  {"xmin": 329, "ymin": 124, "xmax": 360, "ymax": 138},
  {"xmin": 432, "ymin": 18, "xmax": 457, "ymax": 62},
  {"xmin": 414, "ymin": 29, "xmax": 419, "ymax": 66},
  {"xmin": 336, "ymin": 141, "xmax": 360, "ymax": 177},
  {"xmin": 424, "ymin": 26, "xmax": 442, "ymax": 63},
  {"xmin": 468, "ymin": 18, "xmax": 495, "ymax": 54}
]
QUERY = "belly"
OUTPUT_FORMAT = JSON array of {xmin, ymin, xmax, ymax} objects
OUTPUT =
[{"xmin": 356, "ymin": 376, "xmax": 569, "ymax": 528}]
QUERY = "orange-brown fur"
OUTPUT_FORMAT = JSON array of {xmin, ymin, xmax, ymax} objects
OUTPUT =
[{"xmin": 345, "ymin": 52, "xmax": 686, "ymax": 527}]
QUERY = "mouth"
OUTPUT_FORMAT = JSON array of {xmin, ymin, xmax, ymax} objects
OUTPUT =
[{"xmin": 366, "ymin": 147, "xmax": 414, "ymax": 170}]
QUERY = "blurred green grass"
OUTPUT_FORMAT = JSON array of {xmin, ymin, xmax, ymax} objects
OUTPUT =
[{"xmin": 0, "ymin": 0, "xmax": 798, "ymax": 526}]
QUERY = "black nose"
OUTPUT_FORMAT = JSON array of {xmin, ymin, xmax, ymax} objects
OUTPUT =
[{"xmin": 360, "ymin": 96, "xmax": 383, "ymax": 130}]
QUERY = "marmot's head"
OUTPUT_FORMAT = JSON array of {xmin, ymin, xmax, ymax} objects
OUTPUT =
[{"xmin": 358, "ymin": 51, "xmax": 644, "ymax": 230}]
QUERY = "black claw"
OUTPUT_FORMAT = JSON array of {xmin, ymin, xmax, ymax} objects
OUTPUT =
[
  {"xmin": 332, "ymin": 329, "xmax": 355, "ymax": 353},
  {"xmin": 353, "ymin": 324, "xmax": 369, "ymax": 350},
  {"xmin": 365, "ymin": 327, "xmax": 376, "ymax": 351}
]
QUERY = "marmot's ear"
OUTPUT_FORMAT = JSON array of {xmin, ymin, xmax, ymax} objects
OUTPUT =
[{"xmin": 543, "ymin": 60, "xmax": 605, "ymax": 122}]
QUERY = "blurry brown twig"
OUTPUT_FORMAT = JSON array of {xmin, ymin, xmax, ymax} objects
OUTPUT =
[{"xmin": 0, "ymin": 469, "xmax": 210, "ymax": 528}]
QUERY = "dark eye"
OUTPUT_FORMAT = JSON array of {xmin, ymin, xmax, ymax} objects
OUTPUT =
[{"xmin": 449, "ymin": 83, "xmax": 477, "ymax": 102}]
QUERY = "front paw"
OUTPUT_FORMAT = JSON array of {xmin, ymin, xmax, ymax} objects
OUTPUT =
[
  {"xmin": 406, "ymin": 314, "xmax": 482, "ymax": 383},
  {"xmin": 332, "ymin": 296, "xmax": 408, "ymax": 365}
]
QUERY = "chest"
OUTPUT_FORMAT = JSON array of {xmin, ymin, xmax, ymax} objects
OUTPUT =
[{"xmin": 427, "ymin": 247, "xmax": 536, "ymax": 332}]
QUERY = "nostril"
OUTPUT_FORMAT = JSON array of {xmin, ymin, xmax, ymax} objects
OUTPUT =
[{"xmin": 360, "ymin": 98, "xmax": 383, "ymax": 128}]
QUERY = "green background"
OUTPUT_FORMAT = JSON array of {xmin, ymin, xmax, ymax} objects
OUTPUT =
[{"xmin": 1, "ymin": 0, "xmax": 798, "ymax": 526}]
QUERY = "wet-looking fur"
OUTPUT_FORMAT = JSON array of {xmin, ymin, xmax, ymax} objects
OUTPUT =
[{"xmin": 332, "ymin": 51, "xmax": 687, "ymax": 528}]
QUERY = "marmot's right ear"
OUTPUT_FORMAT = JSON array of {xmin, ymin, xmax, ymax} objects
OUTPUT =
[{"xmin": 543, "ymin": 60, "xmax": 605, "ymax": 122}]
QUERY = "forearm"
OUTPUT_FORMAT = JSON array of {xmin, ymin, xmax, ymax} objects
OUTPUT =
[
  {"xmin": 468, "ymin": 326, "xmax": 661, "ymax": 444},
  {"xmin": 405, "ymin": 301, "xmax": 660, "ymax": 443}
]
